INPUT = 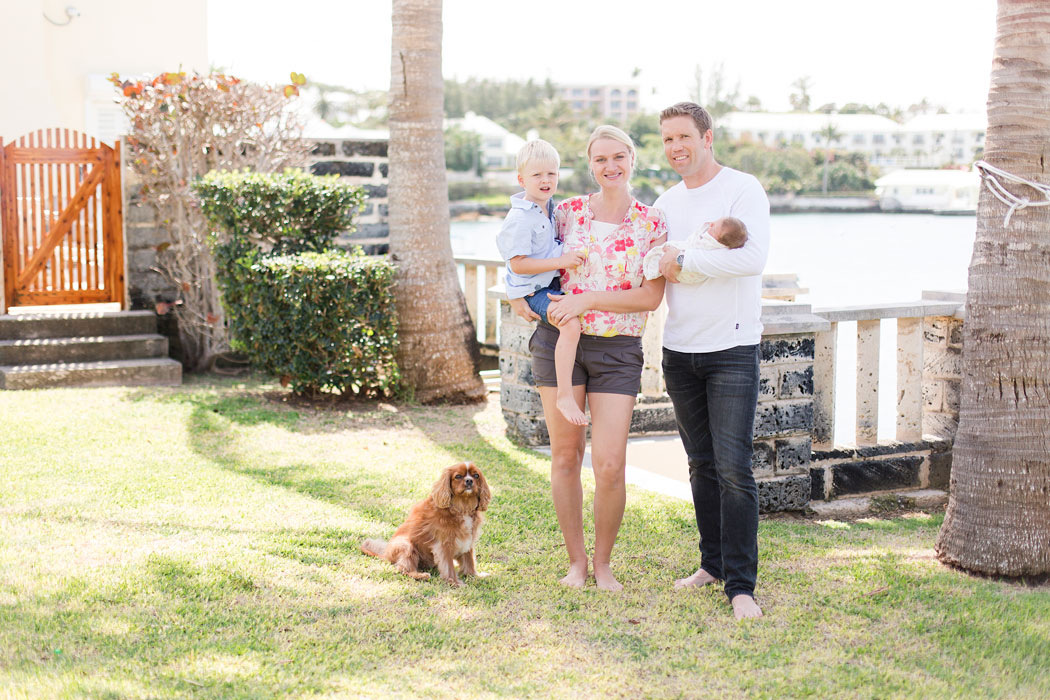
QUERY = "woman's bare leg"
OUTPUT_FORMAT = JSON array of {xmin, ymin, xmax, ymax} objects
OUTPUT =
[
  {"xmin": 539, "ymin": 385, "xmax": 589, "ymax": 587},
  {"xmin": 586, "ymin": 391, "xmax": 635, "ymax": 592}
]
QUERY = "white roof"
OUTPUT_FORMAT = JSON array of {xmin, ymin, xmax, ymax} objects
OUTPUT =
[
  {"xmin": 722, "ymin": 112, "xmax": 899, "ymax": 133},
  {"xmin": 446, "ymin": 112, "xmax": 515, "ymax": 138},
  {"xmin": 875, "ymin": 169, "xmax": 979, "ymax": 187}
]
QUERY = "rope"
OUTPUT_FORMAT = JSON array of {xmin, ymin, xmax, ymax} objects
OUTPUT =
[{"xmin": 974, "ymin": 160, "xmax": 1050, "ymax": 227}]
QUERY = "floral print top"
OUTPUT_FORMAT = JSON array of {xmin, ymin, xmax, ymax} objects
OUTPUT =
[{"xmin": 554, "ymin": 195, "xmax": 668, "ymax": 337}]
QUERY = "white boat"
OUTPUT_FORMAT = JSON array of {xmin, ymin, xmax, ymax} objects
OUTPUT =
[{"xmin": 875, "ymin": 169, "xmax": 979, "ymax": 214}]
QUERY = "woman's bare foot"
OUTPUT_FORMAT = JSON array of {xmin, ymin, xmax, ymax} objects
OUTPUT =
[
  {"xmin": 731, "ymin": 594, "xmax": 763, "ymax": 620},
  {"xmin": 556, "ymin": 394, "xmax": 589, "ymax": 426},
  {"xmin": 593, "ymin": 562, "xmax": 623, "ymax": 592},
  {"xmin": 559, "ymin": 560, "xmax": 588, "ymax": 588},
  {"xmin": 674, "ymin": 568, "xmax": 718, "ymax": 588}
]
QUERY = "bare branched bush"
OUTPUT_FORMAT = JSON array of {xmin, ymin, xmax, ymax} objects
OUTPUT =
[{"xmin": 112, "ymin": 71, "xmax": 309, "ymax": 370}]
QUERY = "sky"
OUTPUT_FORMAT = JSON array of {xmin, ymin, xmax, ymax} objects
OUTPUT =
[{"xmin": 208, "ymin": 0, "xmax": 997, "ymax": 115}]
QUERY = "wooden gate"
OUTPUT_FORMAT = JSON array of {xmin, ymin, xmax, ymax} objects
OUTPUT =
[{"xmin": 0, "ymin": 129, "xmax": 124, "ymax": 313}]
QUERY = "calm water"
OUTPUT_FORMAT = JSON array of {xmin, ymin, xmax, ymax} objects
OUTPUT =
[
  {"xmin": 452, "ymin": 212, "xmax": 978, "ymax": 444},
  {"xmin": 452, "ymin": 212, "xmax": 977, "ymax": 306}
]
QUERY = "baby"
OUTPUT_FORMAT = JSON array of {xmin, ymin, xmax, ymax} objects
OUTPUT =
[{"xmin": 643, "ymin": 216, "xmax": 748, "ymax": 283}]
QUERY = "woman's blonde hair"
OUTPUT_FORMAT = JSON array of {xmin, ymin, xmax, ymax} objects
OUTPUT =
[{"xmin": 586, "ymin": 125, "xmax": 636, "ymax": 187}]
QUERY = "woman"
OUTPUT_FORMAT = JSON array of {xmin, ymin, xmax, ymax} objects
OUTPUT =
[{"xmin": 512, "ymin": 125, "xmax": 667, "ymax": 591}]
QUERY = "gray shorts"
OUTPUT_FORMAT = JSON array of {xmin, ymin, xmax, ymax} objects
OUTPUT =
[{"xmin": 528, "ymin": 324, "xmax": 643, "ymax": 397}]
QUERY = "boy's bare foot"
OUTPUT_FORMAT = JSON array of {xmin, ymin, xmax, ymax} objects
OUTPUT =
[
  {"xmin": 731, "ymin": 594, "xmax": 763, "ymax": 620},
  {"xmin": 556, "ymin": 394, "xmax": 589, "ymax": 426},
  {"xmin": 559, "ymin": 560, "xmax": 588, "ymax": 588},
  {"xmin": 593, "ymin": 562, "xmax": 623, "ymax": 592},
  {"xmin": 674, "ymin": 568, "xmax": 718, "ymax": 588}
]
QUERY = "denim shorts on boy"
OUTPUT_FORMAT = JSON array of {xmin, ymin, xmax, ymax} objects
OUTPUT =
[
  {"xmin": 528, "ymin": 323, "xmax": 643, "ymax": 397},
  {"xmin": 525, "ymin": 277, "xmax": 561, "ymax": 322}
]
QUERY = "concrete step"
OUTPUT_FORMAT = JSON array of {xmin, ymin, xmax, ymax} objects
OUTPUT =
[
  {"xmin": 0, "ymin": 334, "xmax": 168, "ymax": 365},
  {"xmin": 0, "ymin": 358, "xmax": 182, "ymax": 390},
  {"xmin": 809, "ymin": 488, "xmax": 948, "ymax": 519},
  {"xmin": 0, "ymin": 310, "xmax": 157, "ymax": 340}
]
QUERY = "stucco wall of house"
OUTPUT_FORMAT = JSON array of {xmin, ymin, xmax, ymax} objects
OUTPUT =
[{"xmin": 0, "ymin": 0, "xmax": 208, "ymax": 141}]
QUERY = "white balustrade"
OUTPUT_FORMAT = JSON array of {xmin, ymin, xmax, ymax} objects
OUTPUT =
[
  {"xmin": 812, "ymin": 295, "xmax": 964, "ymax": 446},
  {"xmin": 458, "ymin": 252, "xmax": 964, "ymax": 450}
]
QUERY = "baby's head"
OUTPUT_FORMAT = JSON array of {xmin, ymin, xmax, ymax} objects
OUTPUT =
[
  {"xmin": 708, "ymin": 216, "xmax": 748, "ymax": 249},
  {"xmin": 516, "ymin": 140, "xmax": 560, "ymax": 205}
]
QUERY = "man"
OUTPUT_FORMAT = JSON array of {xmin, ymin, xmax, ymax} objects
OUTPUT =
[{"xmin": 655, "ymin": 102, "xmax": 770, "ymax": 620}]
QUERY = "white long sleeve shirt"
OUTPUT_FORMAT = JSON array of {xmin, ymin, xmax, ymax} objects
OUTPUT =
[{"xmin": 653, "ymin": 167, "xmax": 770, "ymax": 353}]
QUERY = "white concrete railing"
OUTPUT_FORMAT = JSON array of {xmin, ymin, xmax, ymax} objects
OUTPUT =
[
  {"xmin": 454, "ymin": 255, "xmax": 808, "ymax": 346},
  {"xmin": 457, "ymin": 254, "xmax": 964, "ymax": 451},
  {"xmin": 810, "ymin": 292, "xmax": 965, "ymax": 448}
]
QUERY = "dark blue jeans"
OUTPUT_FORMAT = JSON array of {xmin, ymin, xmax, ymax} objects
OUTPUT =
[{"xmin": 662, "ymin": 344, "xmax": 760, "ymax": 600}]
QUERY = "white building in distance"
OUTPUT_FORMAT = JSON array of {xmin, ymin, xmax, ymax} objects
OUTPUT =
[
  {"xmin": 720, "ymin": 112, "xmax": 986, "ymax": 170},
  {"xmin": 445, "ymin": 112, "xmax": 526, "ymax": 171},
  {"xmin": 557, "ymin": 84, "xmax": 641, "ymax": 124}
]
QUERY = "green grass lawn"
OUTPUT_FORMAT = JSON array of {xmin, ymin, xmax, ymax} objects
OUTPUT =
[{"xmin": 1, "ymin": 375, "xmax": 1047, "ymax": 699}]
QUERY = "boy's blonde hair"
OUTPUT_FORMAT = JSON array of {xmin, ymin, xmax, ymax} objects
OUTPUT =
[{"xmin": 517, "ymin": 139, "xmax": 560, "ymax": 173}]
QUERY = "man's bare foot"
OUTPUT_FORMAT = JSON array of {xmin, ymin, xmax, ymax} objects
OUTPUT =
[
  {"xmin": 559, "ymin": 560, "xmax": 588, "ymax": 588},
  {"xmin": 731, "ymin": 594, "xmax": 763, "ymax": 620},
  {"xmin": 556, "ymin": 394, "xmax": 588, "ymax": 426},
  {"xmin": 593, "ymin": 562, "xmax": 623, "ymax": 592},
  {"xmin": 674, "ymin": 568, "xmax": 718, "ymax": 589}
]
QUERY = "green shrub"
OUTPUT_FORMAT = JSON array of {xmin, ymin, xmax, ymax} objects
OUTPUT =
[
  {"xmin": 219, "ymin": 247, "xmax": 399, "ymax": 398},
  {"xmin": 197, "ymin": 169, "xmax": 398, "ymax": 398},
  {"xmin": 195, "ymin": 169, "xmax": 366, "ymax": 254}
]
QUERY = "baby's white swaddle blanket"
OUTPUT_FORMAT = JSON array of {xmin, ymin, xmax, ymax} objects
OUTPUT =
[{"xmin": 643, "ymin": 223, "xmax": 726, "ymax": 284}]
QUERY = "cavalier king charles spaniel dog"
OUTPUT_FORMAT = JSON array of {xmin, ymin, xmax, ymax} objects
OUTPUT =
[{"xmin": 362, "ymin": 462, "xmax": 490, "ymax": 586}]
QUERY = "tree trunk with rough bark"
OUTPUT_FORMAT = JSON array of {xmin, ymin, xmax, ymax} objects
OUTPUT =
[
  {"xmin": 388, "ymin": 0, "xmax": 485, "ymax": 404},
  {"xmin": 935, "ymin": 0, "xmax": 1050, "ymax": 577}
]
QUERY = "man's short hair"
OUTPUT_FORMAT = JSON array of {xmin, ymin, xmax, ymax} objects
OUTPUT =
[
  {"xmin": 718, "ymin": 217, "xmax": 748, "ymax": 249},
  {"xmin": 660, "ymin": 102, "xmax": 713, "ymax": 136},
  {"xmin": 516, "ymin": 139, "xmax": 560, "ymax": 173}
]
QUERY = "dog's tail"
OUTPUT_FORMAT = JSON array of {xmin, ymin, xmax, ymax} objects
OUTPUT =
[{"xmin": 361, "ymin": 538, "xmax": 387, "ymax": 558}]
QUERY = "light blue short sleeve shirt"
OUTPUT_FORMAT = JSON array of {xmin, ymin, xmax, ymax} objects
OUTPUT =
[{"xmin": 496, "ymin": 192, "xmax": 563, "ymax": 299}]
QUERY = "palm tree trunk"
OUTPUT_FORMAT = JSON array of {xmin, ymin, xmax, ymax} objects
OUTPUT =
[
  {"xmin": 388, "ymin": 0, "xmax": 485, "ymax": 404},
  {"xmin": 935, "ymin": 0, "xmax": 1050, "ymax": 576}
]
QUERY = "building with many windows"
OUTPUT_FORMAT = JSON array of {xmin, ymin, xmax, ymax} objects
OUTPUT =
[
  {"xmin": 720, "ymin": 112, "xmax": 986, "ymax": 170},
  {"xmin": 556, "ymin": 84, "xmax": 641, "ymax": 124}
]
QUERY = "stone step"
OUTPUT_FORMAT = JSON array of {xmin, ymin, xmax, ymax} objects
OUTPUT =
[
  {"xmin": 0, "ymin": 310, "xmax": 157, "ymax": 340},
  {"xmin": 0, "ymin": 358, "xmax": 182, "ymax": 390},
  {"xmin": 809, "ymin": 488, "xmax": 948, "ymax": 519},
  {"xmin": 0, "ymin": 334, "xmax": 168, "ymax": 365}
]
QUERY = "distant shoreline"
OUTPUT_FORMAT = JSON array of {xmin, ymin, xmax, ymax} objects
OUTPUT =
[{"xmin": 449, "ymin": 196, "xmax": 974, "ymax": 220}]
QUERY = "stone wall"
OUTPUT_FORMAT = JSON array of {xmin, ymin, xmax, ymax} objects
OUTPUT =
[
  {"xmin": 922, "ymin": 314, "xmax": 963, "ymax": 440},
  {"xmin": 122, "ymin": 136, "xmax": 393, "ymax": 314},
  {"xmin": 305, "ymin": 137, "xmax": 390, "ymax": 255},
  {"xmin": 122, "ymin": 162, "xmax": 178, "ymax": 312},
  {"xmin": 498, "ymin": 299, "xmax": 830, "ymax": 512}
]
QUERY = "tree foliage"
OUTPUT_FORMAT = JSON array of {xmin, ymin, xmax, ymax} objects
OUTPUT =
[
  {"xmin": 444, "ymin": 126, "xmax": 482, "ymax": 173},
  {"xmin": 111, "ymin": 71, "xmax": 309, "ymax": 370},
  {"xmin": 444, "ymin": 77, "xmax": 556, "ymax": 120}
]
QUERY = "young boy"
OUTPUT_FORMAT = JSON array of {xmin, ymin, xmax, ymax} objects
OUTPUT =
[
  {"xmin": 497, "ymin": 140, "xmax": 588, "ymax": 426},
  {"xmin": 643, "ymin": 216, "xmax": 748, "ymax": 284}
]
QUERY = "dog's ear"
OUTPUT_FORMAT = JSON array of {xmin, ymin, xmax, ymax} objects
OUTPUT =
[
  {"xmin": 475, "ymin": 466, "xmax": 492, "ymax": 512},
  {"xmin": 430, "ymin": 464, "xmax": 456, "ymax": 510}
]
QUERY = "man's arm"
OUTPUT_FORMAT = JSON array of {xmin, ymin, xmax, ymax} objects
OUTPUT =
[{"xmin": 682, "ymin": 182, "xmax": 770, "ymax": 279}]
